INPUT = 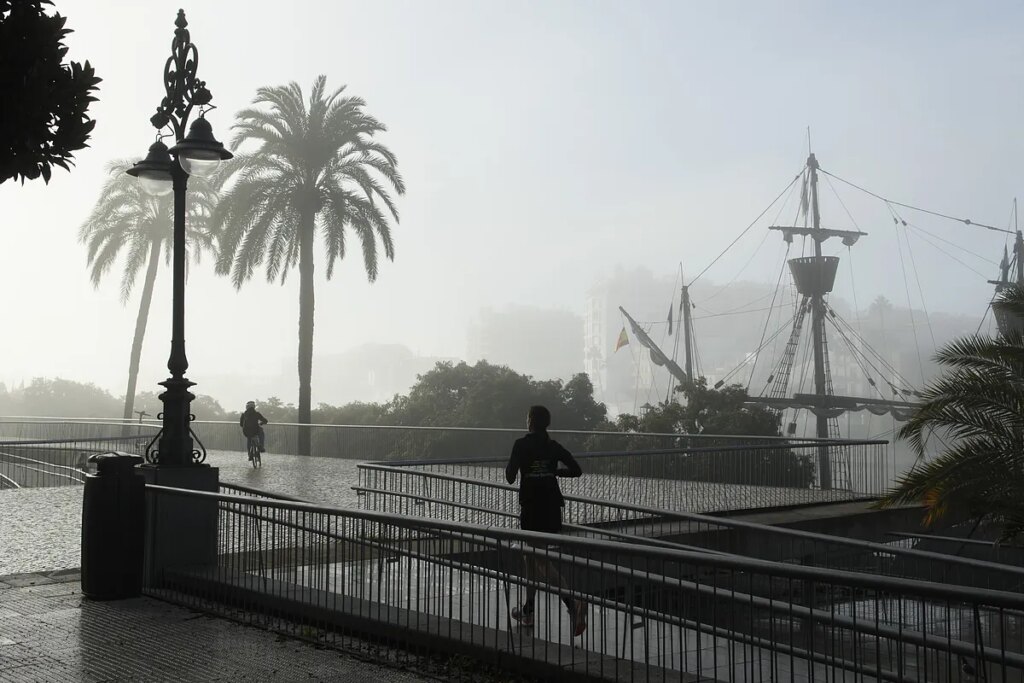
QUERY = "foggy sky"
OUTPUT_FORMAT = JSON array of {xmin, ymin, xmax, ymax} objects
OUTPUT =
[{"xmin": 1, "ymin": 0, "xmax": 1021, "ymax": 408}]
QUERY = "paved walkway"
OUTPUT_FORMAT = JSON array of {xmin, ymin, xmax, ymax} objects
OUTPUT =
[
  {"xmin": 0, "ymin": 451, "xmax": 364, "ymax": 576},
  {"xmin": 0, "ymin": 570, "xmax": 435, "ymax": 682}
]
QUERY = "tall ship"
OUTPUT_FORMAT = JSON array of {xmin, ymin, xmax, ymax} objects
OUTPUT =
[{"xmin": 614, "ymin": 149, "xmax": 1017, "ymax": 488}]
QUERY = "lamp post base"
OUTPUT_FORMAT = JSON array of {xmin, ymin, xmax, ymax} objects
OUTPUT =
[
  {"xmin": 140, "ymin": 464, "xmax": 219, "ymax": 581},
  {"xmin": 147, "ymin": 376, "xmax": 207, "ymax": 466}
]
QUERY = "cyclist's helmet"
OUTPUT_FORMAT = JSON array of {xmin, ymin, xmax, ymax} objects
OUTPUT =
[{"xmin": 246, "ymin": 400, "xmax": 255, "ymax": 409}]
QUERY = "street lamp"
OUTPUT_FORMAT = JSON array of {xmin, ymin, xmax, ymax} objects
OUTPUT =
[{"xmin": 126, "ymin": 9, "xmax": 231, "ymax": 467}]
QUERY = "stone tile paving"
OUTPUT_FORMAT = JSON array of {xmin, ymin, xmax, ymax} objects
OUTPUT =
[
  {"xmin": 0, "ymin": 487, "xmax": 82, "ymax": 576},
  {"xmin": 0, "ymin": 571, "xmax": 435, "ymax": 682}
]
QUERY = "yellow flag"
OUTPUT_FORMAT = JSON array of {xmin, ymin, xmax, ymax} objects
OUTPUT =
[{"xmin": 614, "ymin": 327, "xmax": 629, "ymax": 352}]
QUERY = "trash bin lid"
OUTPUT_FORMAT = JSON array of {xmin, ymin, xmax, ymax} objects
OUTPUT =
[{"xmin": 89, "ymin": 452, "xmax": 144, "ymax": 475}]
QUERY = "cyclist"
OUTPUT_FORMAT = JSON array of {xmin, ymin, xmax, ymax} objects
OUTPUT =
[{"xmin": 240, "ymin": 401, "xmax": 268, "ymax": 460}]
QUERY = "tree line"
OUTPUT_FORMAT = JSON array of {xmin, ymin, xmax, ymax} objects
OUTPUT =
[{"xmin": 0, "ymin": 362, "xmax": 817, "ymax": 486}]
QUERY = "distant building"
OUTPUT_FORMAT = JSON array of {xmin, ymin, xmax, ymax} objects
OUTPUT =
[
  {"xmin": 202, "ymin": 343, "xmax": 454, "ymax": 409},
  {"xmin": 467, "ymin": 305, "xmax": 583, "ymax": 381},
  {"xmin": 312, "ymin": 344, "xmax": 455, "ymax": 404},
  {"xmin": 585, "ymin": 267, "xmax": 675, "ymax": 416}
]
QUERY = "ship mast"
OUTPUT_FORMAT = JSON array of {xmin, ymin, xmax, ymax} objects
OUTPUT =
[
  {"xmin": 765, "ymin": 153, "xmax": 867, "ymax": 489},
  {"xmin": 989, "ymin": 198, "xmax": 1024, "ymax": 335},
  {"xmin": 681, "ymin": 283, "xmax": 693, "ymax": 381},
  {"xmin": 807, "ymin": 154, "xmax": 830, "ymax": 483}
]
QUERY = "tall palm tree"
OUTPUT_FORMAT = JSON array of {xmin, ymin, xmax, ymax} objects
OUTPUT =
[
  {"xmin": 877, "ymin": 286, "xmax": 1024, "ymax": 541},
  {"xmin": 79, "ymin": 160, "xmax": 216, "ymax": 421},
  {"xmin": 213, "ymin": 76, "xmax": 404, "ymax": 455}
]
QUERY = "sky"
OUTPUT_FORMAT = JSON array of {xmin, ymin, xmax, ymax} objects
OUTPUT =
[{"xmin": 1, "ymin": 0, "xmax": 1023, "ymax": 408}]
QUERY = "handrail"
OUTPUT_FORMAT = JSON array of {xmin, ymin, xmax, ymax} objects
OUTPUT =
[
  {"xmin": 0, "ymin": 415, "xmax": 887, "ymax": 444},
  {"xmin": 357, "ymin": 463, "xmax": 1024, "ymax": 580},
  {"xmin": 887, "ymin": 531, "xmax": 1004, "ymax": 548},
  {"xmin": 218, "ymin": 499, "xmax": 1024, "ymax": 672},
  {"xmin": 219, "ymin": 481, "xmax": 307, "ymax": 502},
  {"xmin": 368, "ymin": 438, "xmax": 888, "ymax": 467},
  {"xmin": 0, "ymin": 435, "xmax": 154, "ymax": 447},
  {"xmin": 146, "ymin": 483, "xmax": 1024, "ymax": 610},
  {"xmin": 0, "ymin": 450, "xmax": 90, "ymax": 475},
  {"xmin": 351, "ymin": 484, "xmax": 728, "ymax": 554}
]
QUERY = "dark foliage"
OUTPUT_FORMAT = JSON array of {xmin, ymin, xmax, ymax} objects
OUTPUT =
[
  {"xmin": 609, "ymin": 377, "xmax": 814, "ymax": 488},
  {"xmin": 878, "ymin": 285, "xmax": 1024, "ymax": 541},
  {"xmin": 0, "ymin": 0, "xmax": 101, "ymax": 184}
]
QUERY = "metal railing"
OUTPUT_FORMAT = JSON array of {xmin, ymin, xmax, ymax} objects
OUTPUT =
[
  {"xmin": 0, "ymin": 419, "xmax": 156, "ymax": 442},
  {"xmin": 358, "ymin": 438, "xmax": 888, "ymax": 517},
  {"xmin": 0, "ymin": 435, "xmax": 153, "ymax": 489},
  {"xmin": 356, "ymin": 463, "xmax": 1024, "ymax": 593},
  {"xmin": 145, "ymin": 484, "xmax": 1024, "ymax": 682},
  {"xmin": 0, "ymin": 415, "xmax": 848, "ymax": 463}
]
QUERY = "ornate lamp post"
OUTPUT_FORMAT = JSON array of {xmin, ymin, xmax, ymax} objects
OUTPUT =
[{"xmin": 126, "ymin": 10, "xmax": 231, "ymax": 467}]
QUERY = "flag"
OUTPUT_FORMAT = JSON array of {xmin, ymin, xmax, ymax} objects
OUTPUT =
[
  {"xmin": 614, "ymin": 327, "xmax": 629, "ymax": 352},
  {"xmin": 667, "ymin": 301, "xmax": 674, "ymax": 336}
]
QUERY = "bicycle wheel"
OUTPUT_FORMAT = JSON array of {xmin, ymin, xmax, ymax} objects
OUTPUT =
[{"xmin": 248, "ymin": 439, "xmax": 260, "ymax": 468}]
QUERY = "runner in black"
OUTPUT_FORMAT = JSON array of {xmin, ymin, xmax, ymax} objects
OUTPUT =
[{"xmin": 504, "ymin": 405, "xmax": 587, "ymax": 637}]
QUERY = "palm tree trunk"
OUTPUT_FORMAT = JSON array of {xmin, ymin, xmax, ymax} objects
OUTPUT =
[
  {"xmin": 297, "ymin": 210, "xmax": 315, "ymax": 456},
  {"xmin": 122, "ymin": 240, "xmax": 162, "ymax": 425}
]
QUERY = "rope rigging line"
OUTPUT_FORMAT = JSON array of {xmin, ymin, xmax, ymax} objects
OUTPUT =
[
  {"xmin": 902, "ymin": 224, "xmax": 991, "ymax": 278},
  {"xmin": 975, "ymin": 304, "xmax": 993, "ymax": 335},
  {"xmin": 668, "ymin": 262, "xmax": 683, "ymax": 397},
  {"xmin": 793, "ymin": 313, "xmax": 815, "ymax": 398},
  {"xmin": 892, "ymin": 211, "xmax": 937, "ymax": 350},
  {"xmin": 699, "ymin": 171, "xmax": 804, "ymax": 305},
  {"xmin": 700, "ymin": 229, "xmax": 774, "ymax": 304},
  {"xmin": 823, "ymin": 313, "xmax": 895, "ymax": 402},
  {"xmin": 827, "ymin": 307, "xmax": 914, "ymax": 391},
  {"xmin": 890, "ymin": 207, "xmax": 928, "ymax": 384},
  {"xmin": 688, "ymin": 170, "xmax": 804, "ymax": 287},
  {"xmin": 819, "ymin": 168, "xmax": 1015, "ymax": 235},
  {"xmin": 823, "ymin": 172, "xmax": 863, "ymax": 233},
  {"xmin": 693, "ymin": 288, "xmax": 778, "ymax": 316},
  {"xmin": 826, "ymin": 303, "xmax": 919, "ymax": 394},
  {"xmin": 901, "ymin": 218, "xmax": 999, "ymax": 267},
  {"xmin": 747, "ymin": 241, "xmax": 792, "ymax": 392},
  {"xmin": 717, "ymin": 311, "xmax": 799, "ymax": 389},
  {"xmin": 692, "ymin": 302, "xmax": 794, "ymax": 321},
  {"xmin": 692, "ymin": 316, "xmax": 704, "ymax": 380},
  {"xmin": 845, "ymin": 245, "xmax": 870, "ymax": 433}
]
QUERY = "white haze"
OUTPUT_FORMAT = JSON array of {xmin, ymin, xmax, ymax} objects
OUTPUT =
[{"xmin": 0, "ymin": 0, "xmax": 1022, "ymax": 409}]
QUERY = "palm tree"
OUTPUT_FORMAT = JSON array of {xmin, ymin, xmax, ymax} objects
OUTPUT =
[
  {"xmin": 213, "ymin": 76, "xmax": 404, "ymax": 455},
  {"xmin": 79, "ymin": 160, "xmax": 217, "ymax": 421},
  {"xmin": 877, "ymin": 286, "xmax": 1024, "ymax": 541}
]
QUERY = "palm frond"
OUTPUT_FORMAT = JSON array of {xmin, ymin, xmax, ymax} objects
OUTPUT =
[{"xmin": 880, "ymin": 293, "xmax": 1024, "ymax": 540}]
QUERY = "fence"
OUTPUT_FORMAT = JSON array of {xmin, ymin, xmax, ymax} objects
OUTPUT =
[
  {"xmin": 0, "ymin": 416, "xmax": 842, "ymax": 463},
  {"xmin": 356, "ymin": 461, "xmax": 1024, "ymax": 593},
  {"xmin": 145, "ymin": 484, "xmax": 1024, "ymax": 682},
  {"xmin": 358, "ymin": 439, "xmax": 888, "ymax": 518},
  {"xmin": 0, "ymin": 434, "xmax": 153, "ymax": 489}
]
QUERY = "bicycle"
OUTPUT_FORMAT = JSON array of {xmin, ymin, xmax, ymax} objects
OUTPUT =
[{"xmin": 246, "ymin": 434, "xmax": 261, "ymax": 468}]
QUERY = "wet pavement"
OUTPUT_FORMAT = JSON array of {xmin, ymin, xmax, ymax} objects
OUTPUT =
[
  {"xmin": 0, "ymin": 570, "xmax": 435, "ymax": 682},
  {"xmin": 0, "ymin": 450, "xmax": 363, "ymax": 576}
]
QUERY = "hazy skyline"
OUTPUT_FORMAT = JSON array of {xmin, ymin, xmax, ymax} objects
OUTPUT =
[{"xmin": 1, "ymin": 0, "xmax": 1021, "ymax": 407}]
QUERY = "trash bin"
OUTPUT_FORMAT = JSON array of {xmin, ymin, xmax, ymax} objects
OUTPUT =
[{"xmin": 81, "ymin": 453, "xmax": 145, "ymax": 600}]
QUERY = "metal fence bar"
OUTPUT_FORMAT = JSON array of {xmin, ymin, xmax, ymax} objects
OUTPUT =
[
  {"xmin": 145, "ymin": 484, "xmax": 1024, "ymax": 683},
  {"xmin": 0, "ymin": 434, "xmax": 153, "ymax": 489},
  {"xmin": 356, "ymin": 462, "xmax": 1024, "ymax": 592}
]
